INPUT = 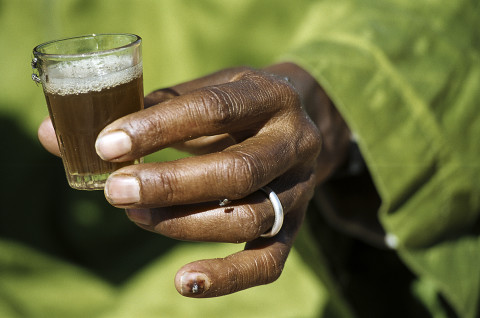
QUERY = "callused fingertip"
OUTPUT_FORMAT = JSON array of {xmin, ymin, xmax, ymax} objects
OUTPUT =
[
  {"xmin": 178, "ymin": 271, "xmax": 211, "ymax": 296},
  {"xmin": 95, "ymin": 130, "xmax": 132, "ymax": 160},
  {"xmin": 105, "ymin": 175, "xmax": 141, "ymax": 205}
]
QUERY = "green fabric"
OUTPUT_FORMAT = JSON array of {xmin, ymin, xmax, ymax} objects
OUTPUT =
[
  {"xmin": 1, "ymin": 0, "xmax": 479, "ymax": 317},
  {"xmin": 0, "ymin": 241, "xmax": 116, "ymax": 318},
  {"xmin": 0, "ymin": 239, "xmax": 327, "ymax": 318},
  {"xmin": 284, "ymin": 0, "xmax": 480, "ymax": 316}
]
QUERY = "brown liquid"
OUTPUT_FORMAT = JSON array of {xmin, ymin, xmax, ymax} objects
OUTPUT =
[{"xmin": 45, "ymin": 75, "xmax": 144, "ymax": 189}]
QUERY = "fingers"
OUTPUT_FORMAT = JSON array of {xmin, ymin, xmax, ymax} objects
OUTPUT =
[
  {"xmin": 38, "ymin": 117, "xmax": 60, "ymax": 156},
  {"xmin": 95, "ymin": 70, "xmax": 299, "ymax": 162},
  {"xmin": 126, "ymin": 192, "xmax": 274, "ymax": 243},
  {"xmin": 123, "ymin": 166, "xmax": 315, "ymax": 243},
  {"xmin": 103, "ymin": 123, "xmax": 319, "ymax": 208},
  {"xmin": 173, "ymin": 206, "xmax": 305, "ymax": 298}
]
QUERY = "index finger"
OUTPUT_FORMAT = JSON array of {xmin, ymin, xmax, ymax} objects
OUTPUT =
[{"xmin": 94, "ymin": 70, "xmax": 298, "ymax": 162}]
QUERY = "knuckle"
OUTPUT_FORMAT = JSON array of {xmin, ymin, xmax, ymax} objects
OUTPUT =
[
  {"xmin": 228, "ymin": 250, "xmax": 285, "ymax": 291},
  {"xmin": 301, "ymin": 121, "xmax": 322, "ymax": 159},
  {"xmin": 234, "ymin": 70, "xmax": 301, "ymax": 112},
  {"xmin": 272, "ymin": 116, "xmax": 321, "ymax": 167},
  {"xmin": 146, "ymin": 169, "xmax": 178, "ymax": 204},
  {"xmin": 237, "ymin": 205, "xmax": 265, "ymax": 239},
  {"xmin": 228, "ymin": 67, "xmax": 256, "ymax": 82},
  {"xmin": 223, "ymin": 151, "xmax": 264, "ymax": 198},
  {"xmin": 261, "ymin": 250, "xmax": 285, "ymax": 283},
  {"xmin": 195, "ymin": 69, "xmax": 303, "ymax": 131},
  {"xmin": 275, "ymin": 78, "xmax": 301, "ymax": 111},
  {"xmin": 200, "ymin": 87, "xmax": 239, "ymax": 126},
  {"xmin": 285, "ymin": 115, "xmax": 322, "ymax": 163},
  {"xmin": 263, "ymin": 73, "xmax": 300, "ymax": 111}
]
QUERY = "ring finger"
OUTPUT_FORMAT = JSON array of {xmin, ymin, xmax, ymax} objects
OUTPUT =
[{"xmin": 124, "ymin": 166, "xmax": 315, "ymax": 243}]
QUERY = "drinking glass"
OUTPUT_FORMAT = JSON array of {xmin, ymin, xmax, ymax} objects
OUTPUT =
[{"xmin": 32, "ymin": 33, "xmax": 144, "ymax": 190}]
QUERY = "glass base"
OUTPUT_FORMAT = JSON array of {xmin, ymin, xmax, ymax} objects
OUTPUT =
[
  {"xmin": 63, "ymin": 158, "xmax": 141, "ymax": 191},
  {"xmin": 66, "ymin": 172, "xmax": 111, "ymax": 190}
]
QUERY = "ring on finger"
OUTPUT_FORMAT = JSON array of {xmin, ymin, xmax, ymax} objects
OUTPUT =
[{"xmin": 260, "ymin": 186, "xmax": 284, "ymax": 238}]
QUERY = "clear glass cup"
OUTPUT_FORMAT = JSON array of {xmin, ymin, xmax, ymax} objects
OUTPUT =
[{"xmin": 32, "ymin": 34, "xmax": 144, "ymax": 190}]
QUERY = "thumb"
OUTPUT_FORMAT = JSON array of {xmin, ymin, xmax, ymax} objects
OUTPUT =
[{"xmin": 38, "ymin": 116, "xmax": 60, "ymax": 156}]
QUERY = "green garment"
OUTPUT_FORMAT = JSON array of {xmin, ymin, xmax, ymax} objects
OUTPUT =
[
  {"xmin": 284, "ymin": 0, "xmax": 480, "ymax": 317},
  {"xmin": 0, "ymin": 0, "xmax": 479, "ymax": 317}
]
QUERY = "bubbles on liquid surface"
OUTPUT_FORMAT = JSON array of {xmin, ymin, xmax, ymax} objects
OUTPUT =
[{"xmin": 42, "ymin": 55, "xmax": 142, "ymax": 96}]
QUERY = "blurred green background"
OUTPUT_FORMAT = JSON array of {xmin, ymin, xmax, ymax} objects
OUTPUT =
[{"xmin": 0, "ymin": 1, "xmax": 329, "ymax": 317}]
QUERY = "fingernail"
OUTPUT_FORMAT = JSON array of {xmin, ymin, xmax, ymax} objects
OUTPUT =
[
  {"xmin": 180, "ymin": 272, "xmax": 210, "ymax": 295},
  {"xmin": 105, "ymin": 176, "xmax": 140, "ymax": 205},
  {"xmin": 126, "ymin": 209, "xmax": 151, "ymax": 225},
  {"xmin": 96, "ymin": 131, "xmax": 132, "ymax": 160}
]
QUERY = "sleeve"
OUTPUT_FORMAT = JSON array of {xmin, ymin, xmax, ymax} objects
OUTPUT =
[{"xmin": 281, "ymin": 0, "xmax": 480, "ymax": 317}]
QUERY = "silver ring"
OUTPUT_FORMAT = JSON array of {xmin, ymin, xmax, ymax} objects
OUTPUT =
[{"xmin": 260, "ymin": 186, "xmax": 284, "ymax": 238}]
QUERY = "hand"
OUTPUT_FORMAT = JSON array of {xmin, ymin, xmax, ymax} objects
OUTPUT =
[{"xmin": 38, "ymin": 63, "xmax": 350, "ymax": 297}]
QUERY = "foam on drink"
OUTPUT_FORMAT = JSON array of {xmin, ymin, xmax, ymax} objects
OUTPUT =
[{"xmin": 42, "ymin": 55, "xmax": 143, "ymax": 95}]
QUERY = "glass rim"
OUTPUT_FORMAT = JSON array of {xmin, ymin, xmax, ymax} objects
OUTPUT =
[{"xmin": 33, "ymin": 33, "xmax": 142, "ymax": 59}]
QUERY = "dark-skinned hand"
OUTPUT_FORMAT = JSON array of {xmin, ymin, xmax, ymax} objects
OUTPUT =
[{"xmin": 38, "ymin": 62, "xmax": 350, "ymax": 298}]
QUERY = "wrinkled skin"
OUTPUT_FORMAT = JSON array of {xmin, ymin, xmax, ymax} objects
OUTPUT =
[{"xmin": 38, "ymin": 62, "xmax": 350, "ymax": 297}]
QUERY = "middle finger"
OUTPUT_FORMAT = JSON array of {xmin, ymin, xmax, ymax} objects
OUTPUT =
[
  {"xmin": 124, "ymin": 167, "xmax": 316, "ymax": 243},
  {"xmin": 103, "ymin": 124, "xmax": 316, "ymax": 208}
]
